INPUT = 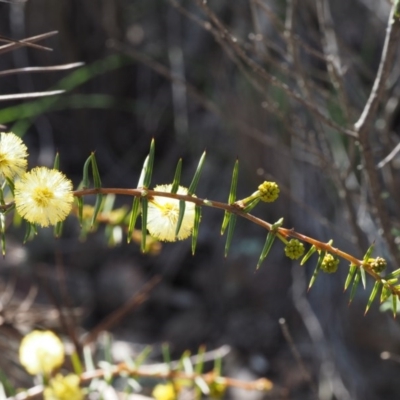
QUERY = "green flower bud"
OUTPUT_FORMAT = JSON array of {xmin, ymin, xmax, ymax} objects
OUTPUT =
[
  {"xmin": 321, "ymin": 253, "xmax": 339, "ymax": 273},
  {"xmin": 369, "ymin": 257, "xmax": 387, "ymax": 273},
  {"xmin": 284, "ymin": 239, "xmax": 305, "ymax": 260},
  {"xmin": 258, "ymin": 181, "xmax": 280, "ymax": 203}
]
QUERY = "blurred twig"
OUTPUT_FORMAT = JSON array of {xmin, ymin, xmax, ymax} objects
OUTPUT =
[
  {"xmin": 0, "ymin": 31, "xmax": 57, "ymax": 55},
  {"xmin": 0, "ymin": 62, "xmax": 85, "ymax": 77},
  {"xmin": 354, "ymin": 4, "xmax": 400, "ymax": 267}
]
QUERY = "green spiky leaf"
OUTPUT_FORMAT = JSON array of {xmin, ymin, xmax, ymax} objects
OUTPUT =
[
  {"xmin": 221, "ymin": 161, "xmax": 239, "ymax": 236},
  {"xmin": 138, "ymin": 155, "xmax": 149, "ymax": 188},
  {"xmin": 349, "ymin": 270, "xmax": 361, "ymax": 304},
  {"xmin": 141, "ymin": 197, "xmax": 148, "ymax": 252},
  {"xmin": 82, "ymin": 154, "xmax": 92, "ymax": 189},
  {"xmin": 23, "ymin": 222, "xmax": 37, "ymax": 243},
  {"xmin": 362, "ymin": 243, "xmax": 375, "ymax": 261},
  {"xmin": 229, "ymin": 159, "xmax": 239, "ymax": 204},
  {"xmin": 221, "ymin": 211, "xmax": 231, "ymax": 235},
  {"xmin": 385, "ymin": 268, "xmax": 400, "ymax": 279},
  {"xmin": 380, "ymin": 286, "xmax": 392, "ymax": 304},
  {"xmin": 175, "ymin": 200, "xmax": 186, "ymax": 238},
  {"xmin": 308, "ymin": 250, "xmax": 326, "ymax": 290},
  {"xmin": 243, "ymin": 198, "xmax": 260, "ymax": 213},
  {"xmin": 360, "ymin": 266, "xmax": 367, "ymax": 289},
  {"xmin": 76, "ymin": 197, "xmax": 84, "ymax": 226},
  {"xmin": 188, "ymin": 151, "xmax": 206, "ymax": 195},
  {"xmin": 53, "ymin": 152, "xmax": 60, "ymax": 170},
  {"xmin": 91, "ymin": 194, "xmax": 103, "ymax": 228},
  {"xmin": 192, "ymin": 205, "xmax": 201, "ymax": 255},
  {"xmin": 90, "ymin": 153, "xmax": 102, "ymax": 189},
  {"xmin": 257, "ymin": 231, "xmax": 276, "ymax": 270},
  {"xmin": 344, "ymin": 264, "xmax": 357, "ymax": 292},
  {"xmin": 224, "ymin": 214, "xmax": 236, "ymax": 257},
  {"xmin": 301, "ymin": 245, "xmax": 317, "ymax": 266},
  {"xmin": 171, "ymin": 158, "xmax": 182, "ymax": 194},
  {"xmin": 365, "ymin": 281, "xmax": 381, "ymax": 314},
  {"xmin": 143, "ymin": 139, "xmax": 155, "ymax": 189},
  {"xmin": 127, "ymin": 197, "xmax": 141, "ymax": 243},
  {"xmin": 393, "ymin": 295, "xmax": 398, "ymax": 318},
  {"xmin": 54, "ymin": 221, "xmax": 63, "ymax": 238}
]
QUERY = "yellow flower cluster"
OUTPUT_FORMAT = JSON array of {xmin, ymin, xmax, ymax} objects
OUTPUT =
[
  {"xmin": 19, "ymin": 330, "xmax": 84, "ymax": 400},
  {"xmin": 257, "ymin": 181, "xmax": 279, "ymax": 203},
  {"xmin": 19, "ymin": 330, "xmax": 65, "ymax": 376},
  {"xmin": 44, "ymin": 374, "xmax": 84, "ymax": 400},
  {"xmin": 152, "ymin": 382, "xmax": 177, "ymax": 400},
  {"xmin": 147, "ymin": 184, "xmax": 195, "ymax": 242},
  {"xmin": 0, "ymin": 132, "xmax": 74, "ymax": 227}
]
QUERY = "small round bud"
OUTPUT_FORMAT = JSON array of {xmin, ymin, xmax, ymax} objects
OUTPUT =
[
  {"xmin": 369, "ymin": 257, "xmax": 387, "ymax": 273},
  {"xmin": 321, "ymin": 253, "xmax": 339, "ymax": 274},
  {"xmin": 284, "ymin": 239, "xmax": 305, "ymax": 260},
  {"xmin": 258, "ymin": 181, "xmax": 280, "ymax": 203}
]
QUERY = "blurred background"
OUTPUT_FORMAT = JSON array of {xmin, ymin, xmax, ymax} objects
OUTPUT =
[{"xmin": 1, "ymin": 0, "xmax": 400, "ymax": 399}]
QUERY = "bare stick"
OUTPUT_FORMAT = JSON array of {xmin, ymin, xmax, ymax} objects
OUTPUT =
[{"xmin": 354, "ymin": 5, "xmax": 400, "ymax": 267}]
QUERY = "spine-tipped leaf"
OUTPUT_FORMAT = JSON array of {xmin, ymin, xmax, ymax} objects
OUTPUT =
[
  {"xmin": 301, "ymin": 245, "xmax": 317, "ymax": 266},
  {"xmin": 224, "ymin": 214, "xmax": 236, "ymax": 257},
  {"xmin": 192, "ymin": 205, "xmax": 201, "ymax": 255},
  {"xmin": 90, "ymin": 153, "xmax": 102, "ymax": 189},
  {"xmin": 344, "ymin": 264, "xmax": 357, "ymax": 292},
  {"xmin": 54, "ymin": 221, "xmax": 63, "ymax": 238},
  {"xmin": 77, "ymin": 197, "xmax": 84, "ymax": 226},
  {"xmin": 141, "ymin": 197, "xmax": 148, "ymax": 252},
  {"xmin": 171, "ymin": 158, "xmax": 182, "ymax": 194},
  {"xmin": 91, "ymin": 193, "xmax": 103, "ymax": 228},
  {"xmin": 188, "ymin": 151, "xmax": 206, "ymax": 195},
  {"xmin": 257, "ymin": 231, "xmax": 276, "ymax": 270},
  {"xmin": 82, "ymin": 154, "xmax": 92, "ymax": 189},
  {"xmin": 308, "ymin": 250, "xmax": 326, "ymax": 290},
  {"xmin": 53, "ymin": 152, "xmax": 60, "ymax": 170},
  {"xmin": 138, "ymin": 155, "xmax": 149, "ymax": 188},
  {"xmin": 221, "ymin": 159, "xmax": 239, "ymax": 235},
  {"xmin": 365, "ymin": 281, "xmax": 382, "ymax": 314},
  {"xmin": 349, "ymin": 269, "xmax": 361, "ymax": 304},
  {"xmin": 175, "ymin": 200, "xmax": 186, "ymax": 238},
  {"xmin": 360, "ymin": 266, "xmax": 367, "ymax": 289},
  {"xmin": 127, "ymin": 197, "xmax": 141, "ymax": 243},
  {"xmin": 143, "ymin": 139, "xmax": 155, "ymax": 189}
]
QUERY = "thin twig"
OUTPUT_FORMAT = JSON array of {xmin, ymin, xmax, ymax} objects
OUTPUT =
[
  {"xmin": 0, "ymin": 31, "xmax": 58, "ymax": 55},
  {"xmin": 193, "ymin": 0, "xmax": 358, "ymax": 139},
  {"xmin": 0, "ymin": 62, "xmax": 84, "ymax": 77},
  {"xmin": 354, "ymin": 5, "xmax": 400, "ymax": 267},
  {"xmin": 0, "ymin": 90, "xmax": 64, "ymax": 101}
]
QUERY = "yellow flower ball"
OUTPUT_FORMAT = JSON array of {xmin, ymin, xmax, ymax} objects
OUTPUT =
[
  {"xmin": 19, "ymin": 330, "xmax": 65, "ymax": 376},
  {"xmin": 0, "ymin": 131, "xmax": 28, "ymax": 181},
  {"xmin": 44, "ymin": 374, "xmax": 84, "ymax": 400},
  {"xmin": 152, "ymin": 382, "xmax": 177, "ymax": 400},
  {"xmin": 15, "ymin": 167, "xmax": 74, "ymax": 227},
  {"xmin": 147, "ymin": 184, "xmax": 196, "ymax": 242}
]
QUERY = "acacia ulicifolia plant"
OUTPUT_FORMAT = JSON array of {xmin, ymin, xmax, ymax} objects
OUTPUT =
[{"xmin": 0, "ymin": 132, "xmax": 398, "ymax": 316}]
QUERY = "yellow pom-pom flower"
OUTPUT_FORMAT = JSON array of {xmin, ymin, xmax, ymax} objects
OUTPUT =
[
  {"xmin": 147, "ymin": 184, "xmax": 195, "ymax": 242},
  {"xmin": 0, "ymin": 131, "xmax": 28, "ymax": 181},
  {"xmin": 14, "ymin": 167, "xmax": 74, "ymax": 227},
  {"xmin": 284, "ymin": 239, "xmax": 305, "ymax": 260},
  {"xmin": 19, "ymin": 330, "xmax": 65, "ymax": 376},
  {"xmin": 44, "ymin": 374, "xmax": 84, "ymax": 400},
  {"xmin": 258, "ymin": 181, "xmax": 280, "ymax": 203},
  {"xmin": 152, "ymin": 382, "xmax": 177, "ymax": 400}
]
